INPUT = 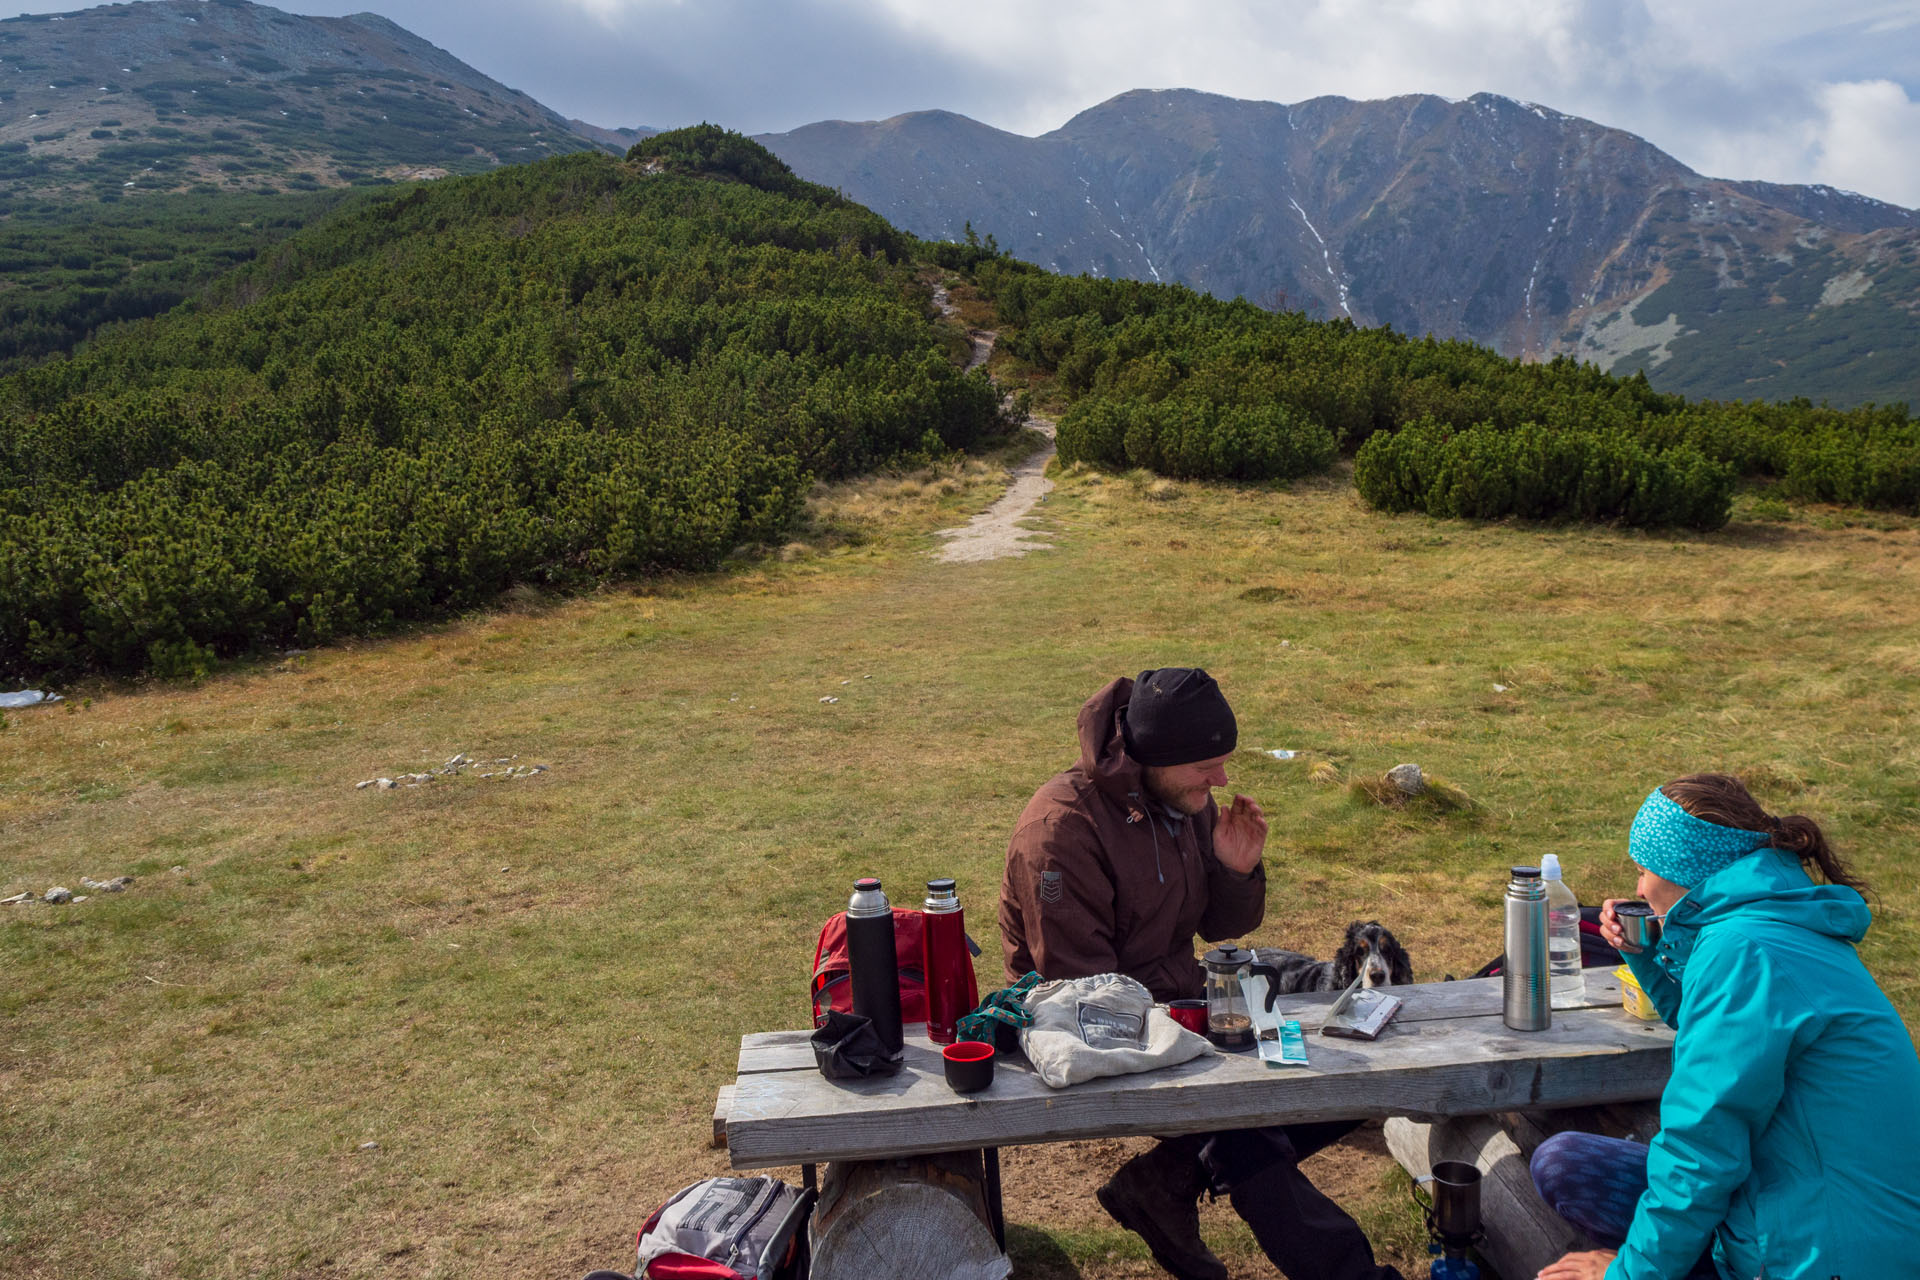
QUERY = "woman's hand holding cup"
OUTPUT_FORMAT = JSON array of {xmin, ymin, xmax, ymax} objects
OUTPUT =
[{"xmin": 1600, "ymin": 898, "xmax": 1638, "ymax": 953}]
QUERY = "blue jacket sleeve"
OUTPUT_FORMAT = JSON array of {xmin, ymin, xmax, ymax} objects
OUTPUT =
[
  {"xmin": 1605, "ymin": 937, "xmax": 1812, "ymax": 1280},
  {"xmin": 1623, "ymin": 946, "xmax": 1683, "ymax": 1026}
]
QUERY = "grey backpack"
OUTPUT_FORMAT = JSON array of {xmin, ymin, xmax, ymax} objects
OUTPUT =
[{"xmin": 587, "ymin": 1175, "xmax": 814, "ymax": 1280}]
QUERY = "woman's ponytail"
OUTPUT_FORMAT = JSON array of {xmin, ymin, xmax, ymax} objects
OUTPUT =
[{"xmin": 1768, "ymin": 811, "xmax": 1865, "ymax": 893}]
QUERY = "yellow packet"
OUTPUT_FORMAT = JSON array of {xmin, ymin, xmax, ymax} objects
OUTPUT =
[{"xmin": 1615, "ymin": 965, "xmax": 1660, "ymax": 1021}]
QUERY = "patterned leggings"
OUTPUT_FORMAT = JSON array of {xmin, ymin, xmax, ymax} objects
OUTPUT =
[{"xmin": 1528, "ymin": 1131, "xmax": 1718, "ymax": 1278}]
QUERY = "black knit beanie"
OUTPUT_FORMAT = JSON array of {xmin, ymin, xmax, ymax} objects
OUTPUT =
[{"xmin": 1120, "ymin": 667, "xmax": 1237, "ymax": 766}]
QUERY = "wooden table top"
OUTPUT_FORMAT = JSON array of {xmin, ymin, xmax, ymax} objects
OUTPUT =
[{"xmin": 724, "ymin": 972, "xmax": 1673, "ymax": 1170}]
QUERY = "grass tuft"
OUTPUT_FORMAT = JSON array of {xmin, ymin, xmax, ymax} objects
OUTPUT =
[{"xmin": 1351, "ymin": 772, "xmax": 1478, "ymax": 814}]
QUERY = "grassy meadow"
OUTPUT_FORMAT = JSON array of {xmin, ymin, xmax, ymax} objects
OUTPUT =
[{"xmin": 4, "ymin": 430, "xmax": 1918, "ymax": 1279}]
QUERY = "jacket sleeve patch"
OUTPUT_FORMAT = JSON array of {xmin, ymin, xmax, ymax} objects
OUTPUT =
[{"xmin": 1039, "ymin": 869, "xmax": 1065, "ymax": 905}]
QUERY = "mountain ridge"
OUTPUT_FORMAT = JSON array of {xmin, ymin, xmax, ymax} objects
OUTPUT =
[
  {"xmin": 0, "ymin": 0, "xmax": 643, "ymax": 200},
  {"xmin": 759, "ymin": 87, "xmax": 1920, "ymax": 406},
  {"xmin": 2, "ymin": 1, "xmax": 1913, "ymax": 404}
]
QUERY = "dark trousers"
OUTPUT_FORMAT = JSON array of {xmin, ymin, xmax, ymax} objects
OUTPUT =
[{"xmin": 1197, "ymin": 1122, "xmax": 1405, "ymax": 1280}]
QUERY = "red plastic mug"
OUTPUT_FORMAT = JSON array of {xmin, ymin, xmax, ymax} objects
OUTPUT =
[{"xmin": 1168, "ymin": 999, "xmax": 1208, "ymax": 1035}]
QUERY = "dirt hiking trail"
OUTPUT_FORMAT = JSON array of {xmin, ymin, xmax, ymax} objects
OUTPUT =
[{"xmin": 930, "ymin": 310, "xmax": 1059, "ymax": 564}]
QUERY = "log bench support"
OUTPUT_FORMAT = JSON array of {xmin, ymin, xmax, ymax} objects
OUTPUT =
[
  {"xmin": 807, "ymin": 1151, "xmax": 1011, "ymax": 1280},
  {"xmin": 714, "ymin": 1090, "xmax": 1006, "ymax": 1258},
  {"xmin": 1385, "ymin": 1102, "xmax": 1660, "ymax": 1280}
]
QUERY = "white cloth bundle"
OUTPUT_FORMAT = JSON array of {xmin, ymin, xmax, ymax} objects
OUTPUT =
[{"xmin": 1020, "ymin": 973, "xmax": 1213, "ymax": 1089}]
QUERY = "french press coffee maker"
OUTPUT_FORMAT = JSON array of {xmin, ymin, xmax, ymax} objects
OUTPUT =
[{"xmin": 1201, "ymin": 945, "xmax": 1282, "ymax": 1049}]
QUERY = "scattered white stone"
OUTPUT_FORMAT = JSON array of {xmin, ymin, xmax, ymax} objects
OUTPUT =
[
  {"xmin": 1492, "ymin": 683, "xmax": 1509, "ymax": 693},
  {"xmin": 80, "ymin": 876, "xmax": 132, "ymax": 892},
  {"xmin": 1279, "ymin": 640, "xmax": 1292, "ymax": 648},
  {"xmin": 840, "ymin": 679, "xmax": 851, "ymax": 685},
  {"xmin": 72, "ymin": 895, "xmax": 88, "ymax": 903},
  {"xmin": 44, "ymin": 886, "xmax": 73, "ymax": 904},
  {"xmin": 499, "ymin": 866, "xmax": 510, "ymax": 873},
  {"xmin": 358, "ymin": 1141, "xmax": 380, "ymax": 1151},
  {"xmin": 1264, "ymin": 749, "xmax": 1298, "ymax": 760},
  {"xmin": 355, "ymin": 779, "xmax": 375, "ymax": 789},
  {"xmin": 863, "ymin": 675, "xmax": 872, "ymax": 679},
  {"xmin": 2, "ymin": 892, "xmax": 34, "ymax": 906},
  {"xmin": 820, "ymin": 696, "xmax": 839, "ymax": 704},
  {"xmin": 170, "ymin": 865, "xmax": 186, "ymax": 875},
  {"xmin": 1386, "ymin": 763, "xmax": 1426, "ymax": 796},
  {"xmin": 375, "ymin": 778, "xmax": 396, "ymax": 790}
]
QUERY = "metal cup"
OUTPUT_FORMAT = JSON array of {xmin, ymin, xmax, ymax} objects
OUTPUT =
[
  {"xmin": 1411, "ymin": 1159, "xmax": 1483, "ymax": 1246},
  {"xmin": 1616, "ymin": 901, "xmax": 1661, "ymax": 950}
]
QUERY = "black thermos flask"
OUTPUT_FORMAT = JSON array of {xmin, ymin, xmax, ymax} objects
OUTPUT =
[{"xmin": 846, "ymin": 877, "xmax": 904, "ymax": 1058}]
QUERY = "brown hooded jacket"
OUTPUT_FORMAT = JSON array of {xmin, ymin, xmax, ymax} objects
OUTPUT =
[{"xmin": 999, "ymin": 676, "xmax": 1267, "ymax": 1002}]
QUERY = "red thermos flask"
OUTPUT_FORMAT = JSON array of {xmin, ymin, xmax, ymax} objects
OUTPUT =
[{"xmin": 922, "ymin": 878, "xmax": 979, "ymax": 1045}]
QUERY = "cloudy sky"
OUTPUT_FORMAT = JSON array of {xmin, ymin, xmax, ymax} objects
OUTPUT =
[{"xmin": 30, "ymin": 0, "xmax": 1920, "ymax": 207}]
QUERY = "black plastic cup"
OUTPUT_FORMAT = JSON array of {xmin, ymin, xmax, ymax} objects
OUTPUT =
[{"xmin": 942, "ymin": 1040, "xmax": 995, "ymax": 1093}]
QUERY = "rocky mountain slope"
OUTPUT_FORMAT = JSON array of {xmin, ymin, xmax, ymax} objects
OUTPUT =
[
  {"xmin": 0, "ymin": 0, "xmax": 644, "ymax": 202},
  {"xmin": 761, "ymin": 90, "xmax": 1920, "ymax": 406}
]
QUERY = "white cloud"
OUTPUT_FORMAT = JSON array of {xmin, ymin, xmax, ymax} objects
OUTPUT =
[{"xmin": 1810, "ymin": 80, "xmax": 1920, "ymax": 206}]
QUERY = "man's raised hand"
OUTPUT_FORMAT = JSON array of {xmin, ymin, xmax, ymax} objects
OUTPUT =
[{"xmin": 1213, "ymin": 793, "xmax": 1267, "ymax": 873}]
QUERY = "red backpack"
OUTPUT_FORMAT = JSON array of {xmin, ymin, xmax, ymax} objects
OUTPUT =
[{"xmin": 809, "ymin": 907, "xmax": 927, "ymax": 1027}]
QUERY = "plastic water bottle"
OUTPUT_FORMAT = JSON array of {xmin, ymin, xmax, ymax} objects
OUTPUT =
[{"xmin": 1540, "ymin": 854, "xmax": 1587, "ymax": 1008}]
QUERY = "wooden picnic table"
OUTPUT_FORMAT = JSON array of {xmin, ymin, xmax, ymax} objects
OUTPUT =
[
  {"xmin": 720, "ymin": 972, "xmax": 1674, "ymax": 1277},
  {"xmin": 725, "ymin": 971, "xmax": 1672, "ymax": 1169}
]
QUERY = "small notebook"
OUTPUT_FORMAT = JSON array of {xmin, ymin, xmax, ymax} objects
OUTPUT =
[{"xmin": 1319, "ymin": 973, "xmax": 1403, "ymax": 1040}]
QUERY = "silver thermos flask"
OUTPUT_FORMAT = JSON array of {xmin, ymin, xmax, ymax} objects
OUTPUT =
[{"xmin": 1503, "ymin": 866, "xmax": 1551, "ymax": 1031}]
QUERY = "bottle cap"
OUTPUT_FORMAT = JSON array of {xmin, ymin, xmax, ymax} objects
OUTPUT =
[
  {"xmin": 1540, "ymin": 854, "xmax": 1563, "ymax": 881},
  {"xmin": 848, "ymin": 877, "xmax": 891, "ymax": 917},
  {"xmin": 1510, "ymin": 865, "xmax": 1540, "ymax": 879}
]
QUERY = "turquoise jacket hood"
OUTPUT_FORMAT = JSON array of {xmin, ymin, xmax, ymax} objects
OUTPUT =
[{"xmin": 1613, "ymin": 849, "xmax": 1920, "ymax": 1280}]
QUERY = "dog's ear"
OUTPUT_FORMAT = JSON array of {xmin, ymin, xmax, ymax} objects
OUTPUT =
[
  {"xmin": 1331, "ymin": 925, "xmax": 1363, "ymax": 984},
  {"xmin": 1383, "ymin": 930, "xmax": 1414, "ymax": 985}
]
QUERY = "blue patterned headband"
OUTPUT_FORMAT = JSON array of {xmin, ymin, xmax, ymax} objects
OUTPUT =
[{"xmin": 1628, "ymin": 788, "xmax": 1774, "ymax": 889}]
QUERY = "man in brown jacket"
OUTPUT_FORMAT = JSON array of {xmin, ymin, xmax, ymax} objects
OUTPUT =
[{"xmin": 1001, "ymin": 669, "xmax": 1401, "ymax": 1280}]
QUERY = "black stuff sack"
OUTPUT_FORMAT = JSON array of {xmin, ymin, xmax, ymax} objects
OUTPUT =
[
  {"xmin": 586, "ymin": 1175, "xmax": 816, "ymax": 1280},
  {"xmin": 810, "ymin": 1009, "xmax": 900, "ymax": 1080}
]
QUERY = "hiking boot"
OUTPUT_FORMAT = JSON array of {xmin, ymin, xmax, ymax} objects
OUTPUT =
[{"xmin": 1096, "ymin": 1139, "xmax": 1228, "ymax": 1280}]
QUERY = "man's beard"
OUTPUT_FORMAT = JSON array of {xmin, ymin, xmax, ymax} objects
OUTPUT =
[{"xmin": 1143, "ymin": 768, "xmax": 1209, "ymax": 816}]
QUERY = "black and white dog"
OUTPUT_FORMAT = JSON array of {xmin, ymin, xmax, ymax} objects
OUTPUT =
[{"xmin": 1254, "ymin": 920, "xmax": 1414, "ymax": 994}]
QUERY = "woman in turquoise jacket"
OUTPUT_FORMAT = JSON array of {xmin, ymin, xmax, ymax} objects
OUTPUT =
[{"xmin": 1532, "ymin": 773, "xmax": 1920, "ymax": 1280}]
